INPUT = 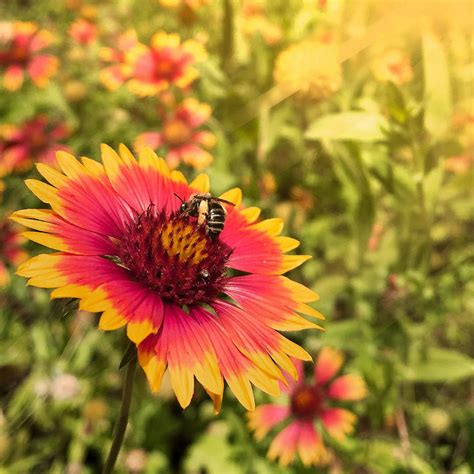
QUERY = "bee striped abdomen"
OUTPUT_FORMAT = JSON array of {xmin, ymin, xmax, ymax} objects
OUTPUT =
[{"xmin": 206, "ymin": 203, "xmax": 226, "ymax": 238}]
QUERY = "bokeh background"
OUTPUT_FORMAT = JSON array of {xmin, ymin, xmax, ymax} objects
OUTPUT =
[{"xmin": 1, "ymin": 0, "xmax": 473, "ymax": 472}]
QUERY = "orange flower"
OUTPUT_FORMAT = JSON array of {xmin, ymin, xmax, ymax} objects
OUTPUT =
[
  {"xmin": 248, "ymin": 348, "xmax": 366, "ymax": 467},
  {"xmin": 12, "ymin": 145, "xmax": 322, "ymax": 411},
  {"xmin": 134, "ymin": 98, "xmax": 215, "ymax": 169},
  {"xmin": 69, "ymin": 19, "xmax": 97, "ymax": 45},
  {"xmin": 0, "ymin": 220, "xmax": 27, "ymax": 287},
  {"xmin": 0, "ymin": 21, "xmax": 58, "ymax": 90},
  {"xmin": 99, "ymin": 29, "xmax": 138, "ymax": 91},
  {"xmin": 125, "ymin": 32, "xmax": 206, "ymax": 96},
  {"xmin": 371, "ymin": 48, "xmax": 413, "ymax": 85},
  {"xmin": 0, "ymin": 116, "xmax": 70, "ymax": 177},
  {"xmin": 444, "ymin": 155, "xmax": 472, "ymax": 175}
]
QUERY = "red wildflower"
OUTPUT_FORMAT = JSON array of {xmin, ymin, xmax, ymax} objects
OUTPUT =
[
  {"xmin": 0, "ymin": 116, "xmax": 70, "ymax": 177},
  {"xmin": 0, "ymin": 21, "xmax": 58, "ymax": 90},
  {"xmin": 134, "ymin": 98, "xmax": 215, "ymax": 169},
  {"xmin": 248, "ymin": 347, "xmax": 367, "ymax": 467},
  {"xmin": 69, "ymin": 19, "xmax": 97, "ymax": 45},
  {"xmin": 12, "ymin": 145, "xmax": 323, "ymax": 411},
  {"xmin": 99, "ymin": 30, "xmax": 138, "ymax": 91},
  {"xmin": 0, "ymin": 220, "xmax": 27, "ymax": 287},
  {"xmin": 125, "ymin": 32, "xmax": 206, "ymax": 96}
]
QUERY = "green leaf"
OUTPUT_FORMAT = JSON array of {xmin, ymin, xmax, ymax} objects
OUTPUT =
[
  {"xmin": 424, "ymin": 164, "xmax": 445, "ymax": 218},
  {"xmin": 305, "ymin": 112, "xmax": 388, "ymax": 142},
  {"xmin": 355, "ymin": 440, "xmax": 435, "ymax": 473},
  {"xmin": 401, "ymin": 348, "xmax": 474, "ymax": 383},
  {"xmin": 184, "ymin": 422, "xmax": 241, "ymax": 474},
  {"xmin": 319, "ymin": 320, "xmax": 368, "ymax": 351},
  {"xmin": 423, "ymin": 31, "xmax": 452, "ymax": 137}
]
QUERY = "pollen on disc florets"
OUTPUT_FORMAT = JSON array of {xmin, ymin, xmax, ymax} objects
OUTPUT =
[{"xmin": 117, "ymin": 205, "xmax": 232, "ymax": 306}]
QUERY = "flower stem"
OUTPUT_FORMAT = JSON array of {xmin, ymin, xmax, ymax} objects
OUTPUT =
[{"xmin": 103, "ymin": 355, "xmax": 137, "ymax": 474}]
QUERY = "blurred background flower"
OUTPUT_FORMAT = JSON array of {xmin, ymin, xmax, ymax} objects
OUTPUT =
[
  {"xmin": 125, "ymin": 32, "xmax": 206, "ymax": 96},
  {"xmin": 0, "ymin": 21, "xmax": 58, "ymax": 90},
  {"xmin": 0, "ymin": 220, "xmax": 27, "ymax": 287},
  {"xmin": 0, "ymin": 115, "xmax": 70, "ymax": 175},
  {"xmin": 134, "ymin": 98, "xmax": 215, "ymax": 169},
  {"xmin": 274, "ymin": 36, "xmax": 342, "ymax": 101},
  {"xmin": 248, "ymin": 348, "xmax": 366, "ymax": 467}
]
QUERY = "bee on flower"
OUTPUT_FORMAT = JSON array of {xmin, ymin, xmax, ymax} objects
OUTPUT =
[
  {"xmin": 274, "ymin": 36, "xmax": 342, "ymax": 101},
  {"xmin": 0, "ymin": 220, "xmax": 27, "ymax": 287},
  {"xmin": 12, "ymin": 145, "xmax": 323, "ymax": 412},
  {"xmin": 0, "ymin": 116, "xmax": 70, "ymax": 177},
  {"xmin": 248, "ymin": 347, "xmax": 367, "ymax": 467},
  {"xmin": 134, "ymin": 98, "xmax": 216, "ymax": 170},
  {"xmin": 124, "ymin": 32, "xmax": 206, "ymax": 96},
  {"xmin": 0, "ymin": 21, "xmax": 58, "ymax": 91}
]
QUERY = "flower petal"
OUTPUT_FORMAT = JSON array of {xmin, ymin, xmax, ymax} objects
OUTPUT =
[
  {"xmin": 314, "ymin": 347, "xmax": 344, "ymax": 385},
  {"xmin": 221, "ymin": 208, "xmax": 310, "ymax": 275},
  {"xmin": 267, "ymin": 421, "xmax": 301, "ymax": 467},
  {"xmin": 320, "ymin": 408, "xmax": 356, "ymax": 441},
  {"xmin": 247, "ymin": 404, "xmax": 290, "ymax": 440},
  {"xmin": 297, "ymin": 421, "xmax": 330, "ymax": 466},
  {"xmin": 327, "ymin": 374, "xmax": 367, "ymax": 401},
  {"xmin": 225, "ymin": 275, "xmax": 324, "ymax": 332}
]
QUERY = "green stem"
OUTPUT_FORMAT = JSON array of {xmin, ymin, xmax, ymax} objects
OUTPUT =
[
  {"xmin": 221, "ymin": 0, "xmax": 234, "ymax": 72},
  {"xmin": 103, "ymin": 356, "xmax": 137, "ymax": 474},
  {"xmin": 409, "ymin": 121, "xmax": 431, "ymax": 271}
]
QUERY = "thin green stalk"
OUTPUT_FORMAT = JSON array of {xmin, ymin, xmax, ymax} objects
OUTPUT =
[
  {"xmin": 408, "ymin": 121, "xmax": 431, "ymax": 271},
  {"xmin": 221, "ymin": 0, "xmax": 234, "ymax": 72},
  {"xmin": 103, "ymin": 356, "xmax": 137, "ymax": 474}
]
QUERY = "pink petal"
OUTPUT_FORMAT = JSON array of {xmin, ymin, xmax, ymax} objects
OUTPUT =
[
  {"xmin": 296, "ymin": 420, "xmax": 330, "ymax": 466},
  {"xmin": 320, "ymin": 408, "xmax": 356, "ymax": 441},
  {"xmin": 327, "ymin": 374, "xmax": 367, "ymax": 401},
  {"xmin": 267, "ymin": 420, "xmax": 302, "ymax": 467},
  {"xmin": 314, "ymin": 347, "xmax": 344, "ymax": 385},
  {"xmin": 4, "ymin": 65, "xmax": 24, "ymax": 90},
  {"xmin": 248, "ymin": 404, "xmax": 290, "ymax": 440}
]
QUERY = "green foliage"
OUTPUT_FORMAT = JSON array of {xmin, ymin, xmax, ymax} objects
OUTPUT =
[{"xmin": 1, "ymin": 1, "xmax": 473, "ymax": 473}]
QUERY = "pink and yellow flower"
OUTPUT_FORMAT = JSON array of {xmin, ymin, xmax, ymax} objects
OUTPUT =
[
  {"xmin": 0, "ymin": 21, "xmax": 58, "ymax": 91},
  {"xmin": 11, "ymin": 145, "xmax": 323, "ymax": 412},
  {"xmin": 69, "ymin": 19, "xmax": 97, "ymax": 45},
  {"xmin": 248, "ymin": 347, "xmax": 366, "ymax": 467},
  {"xmin": 0, "ymin": 116, "xmax": 70, "ymax": 177},
  {"xmin": 99, "ymin": 30, "xmax": 139, "ymax": 91},
  {"xmin": 0, "ymin": 220, "xmax": 27, "ymax": 287},
  {"xmin": 125, "ymin": 32, "xmax": 206, "ymax": 96},
  {"xmin": 134, "ymin": 98, "xmax": 215, "ymax": 170}
]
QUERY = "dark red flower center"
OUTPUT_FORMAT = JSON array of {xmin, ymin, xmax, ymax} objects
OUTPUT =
[
  {"xmin": 290, "ymin": 384, "xmax": 325, "ymax": 419},
  {"xmin": 117, "ymin": 206, "xmax": 232, "ymax": 306}
]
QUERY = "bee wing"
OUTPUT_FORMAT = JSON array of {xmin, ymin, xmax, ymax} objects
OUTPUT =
[{"xmin": 213, "ymin": 197, "xmax": 236, "ymax": 206}]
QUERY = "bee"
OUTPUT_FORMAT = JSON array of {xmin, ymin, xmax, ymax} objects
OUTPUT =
[{"xmin": 175, "ymin": 193, "xmax": 235, "ymax": 239}]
